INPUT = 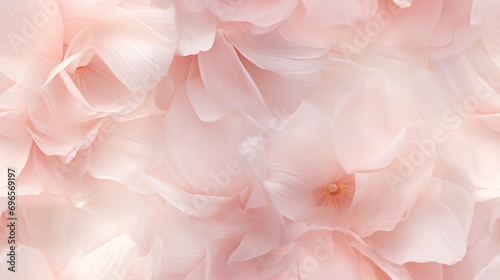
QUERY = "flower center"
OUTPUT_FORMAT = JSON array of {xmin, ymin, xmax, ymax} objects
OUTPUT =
[
  {"xmin": 323, "ymin": 183, "xmax": 344, "ymax": 200},
  {"xmin": 76, "ymin": 66, "xmax": 86, "ymax": 71}
]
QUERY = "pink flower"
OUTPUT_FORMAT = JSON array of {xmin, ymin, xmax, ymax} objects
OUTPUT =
[
  {"xmin": 171, "ymin": 0, "xmax": 329, "ymax": 121},
  {"xmin": 259, "ymin": 66, "xmax": 475, "ymax": 277},
  {"xmin": 0, "ymin": 179, "xmax": 178, "ymax": 279}
]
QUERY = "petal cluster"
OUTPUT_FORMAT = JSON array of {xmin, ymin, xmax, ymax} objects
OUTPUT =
[{"xmin": 1, "ymin": 0, "xmax": 500, "ymax": 279}]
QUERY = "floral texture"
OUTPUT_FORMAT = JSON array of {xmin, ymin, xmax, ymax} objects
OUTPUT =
[{"xmin": 1, "ymin": 0, "xmax": 500, "ymax": 279}]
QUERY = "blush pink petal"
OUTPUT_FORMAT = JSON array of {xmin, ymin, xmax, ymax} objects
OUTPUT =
[
  {"xmin": 239, "ymin": 243, "xmax": 298, "ymax": 279},
  {"xmin": 0, "ymin": 112, "xmax": 33, "ymax": 175},
  {"xmin": 228, "ymin": 206, "xmax": 285, "ymax": 264},
  {"xmin": 348, "ymin": 163, "xmax": 434, "ymax": 237},
  {"xmin": 27, "ymin": 97, "xmax": 101, "ymax": 161},
  {"xmin": 87, "ymin": 117, "xmax": 165, "ymax": 193},
  {"xmin": 121, "ymin": 3, "xmax": 178, "ymax": 40},
  {"xmin": 142, "ymin": 172, "xmax": 242, "ymax": 217},
  {"xmin": 186, "ymin": 66, "xmax": 229, "ymax": 122},
  {"xmin": 263, "ymin": 102, "xmax": 343, "ymax": 221},
  {"xmin": 431, "ymin": 52, "xmax": 500, "ymax": 116},
  {"xmin": 15, "ymin": 146, "xmax": 86, "ymax": 196},
  {"xmin": 464, "ymin": 199, "xmax": 500, "ymax": 276},
  {"xmin": 349, "ymin": 238, "xmax": 411, "ymax": 279},
  {"xmin": 460, "ymin": 119, "xmax": 500, "ymax": 188},
  {"xmin": 226, "ymin": 28, "xmax": 327, "ymax": 112},
  {"xmin": 0, "ymin": 246, "xmax": 55, "ymax": 280},
  {"xmin": 58, "ymin": 234, "xmax": 140, "ymax": 280},
  {"xmin": 302, "ymin": 0, "xmax": 374, "ymax": 27},
  {"xmin": 386, "ymin": 0, "xmax": 477, "ymax": 56},
  {"xmin": 206, "ymin": 0, "xmax": 298, "ymax": 27},
  {"xmin": 308, "ymin": 56, "xmax": 367, "ymax": 116},
  {"xmin": 90, "ymin": 7, "xmax": 176, "ymax": 92},
  {"xmin": 427, "ymin": 0, "xmax": 478, "ymax": 58},
  {"xmin": 0, "ymin": 0, "xmax": 63, "ymax": 86},
  {"xmin": 279, "ymin": 230, "xmax": 396, "ymax": 280},
  {"xmin": 8, "ymin": 179, "xmax": 177, "ymax": 278},
  {"xmin": 368, "ymin": 177, "xmax": 473, "ymax": 265},
  {"xmin": 172, "ymin": 0, "xmax": 217, "ymax": 56},
  {"xmin": 404, "ymin": 262, "xmax": 444, "ymax": 280},
  {"xmin": 69, "ymin": 55, "xmax": 132, "ymax": 111},
  {"xmin": 57, "ymin": 0, "xmax": 120, "ymax": 45},
  {"xmin": 156, "ymin": 93, "xmax": 259, "ymax": 197},
  {"xmin": 331, "ymin": 72, "xmax": 420, "ymax": 172},
  {"xmin": 277, "ymin": 4, "xmax": 342, "ymax": 49},
  {"xmin": 476, "ymin": 254, "xmax": 500, "ymax": 280},
  {"xmin": 45, "ymin": 4, "xmax": 176, "ymax": 113},
  {"xmin": 0, "ymin": 72, "xmax": 15, "ymax": 97},
  {"xmin": 163, "ymin": 235, "xmax": 206, "ymax": 279},
  {"xmin": 376, "ymin": 0, "xmax": 442, "ymax": 47},
  {"xmin": 472, "ymin": 0, "xmax": 500, "ymax": 71},
  {"xmin": 197, "ymin": 32, "xmax": 266, "ymax": 118}
]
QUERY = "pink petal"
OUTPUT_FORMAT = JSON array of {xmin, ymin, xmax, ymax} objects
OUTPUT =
[
  {"xmin": 172, "ymin": 0, "xmax": 216, "ymax": 55},
  {"xmin": 87, "ymin": 117, "xmax": 165, "ymax": 193},
  {"xmin": 368, "ymin": 179, "xmax": 473, "ymax": 265},
  {"xmin": 206, "ymin": 0, "xmax": 298, "ymax": 27},
  {"xmin": 0, "ymin": 246, "xmax": 55, "ymax": 280},
  {"xmin": 226, "ymin": 28, "xmax": 327, "ymax": 112},
  {"xmin": 197, "ymin": 32, "xmax": 266, "ymax": 116},
  {"xmin": 302, "ymin": 0, "xmax": 369, "ymax": 27},
  {"xmin": 472, "ymin": 0, "xmax": 500, "ymax": 70},
  {"xmin": 59, "ymin": 234, "xmax": 139, "ymax": 280},
  {"xmin": 264, "ymin": 102, "xmax": 342, "ymax": 221},
  {"xmin": 331, "ymin": 73, "xmax": 420, "ymax": 172},
  {"xmin": 0, "ymin": 0, "xmax": 63, "ymax": 84}
]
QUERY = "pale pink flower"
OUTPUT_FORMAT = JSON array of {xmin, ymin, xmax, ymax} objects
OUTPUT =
[
  {"xmin": 0, "ymin": 0, "xmax": 177, "ymax": 182},
  {"xmin": 259, "ymin": 67, "xmax": 475, "ymax": 276},
  {"xmin": 170, "ymin": 0, "xmax": 329, "ymax": 122},
  {"xmin": 44, "ymin": 0, "xmax": 177, "ymax": 113},
  {"xmin": 332, "ymin": 0, "xmax": 479, "ymax": 60},
  {"xmin": 0, "ymin": 179, "xmax": 178, "ymax": 279}
]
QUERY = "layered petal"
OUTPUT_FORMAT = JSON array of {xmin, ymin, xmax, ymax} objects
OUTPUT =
[
  {"xmin": 368, "ymin": 177, "xmax": 473, "ymax": 265},
  {"xmin": 331, "ymin": 71, "xmax": 420, "ymax": 172}
]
